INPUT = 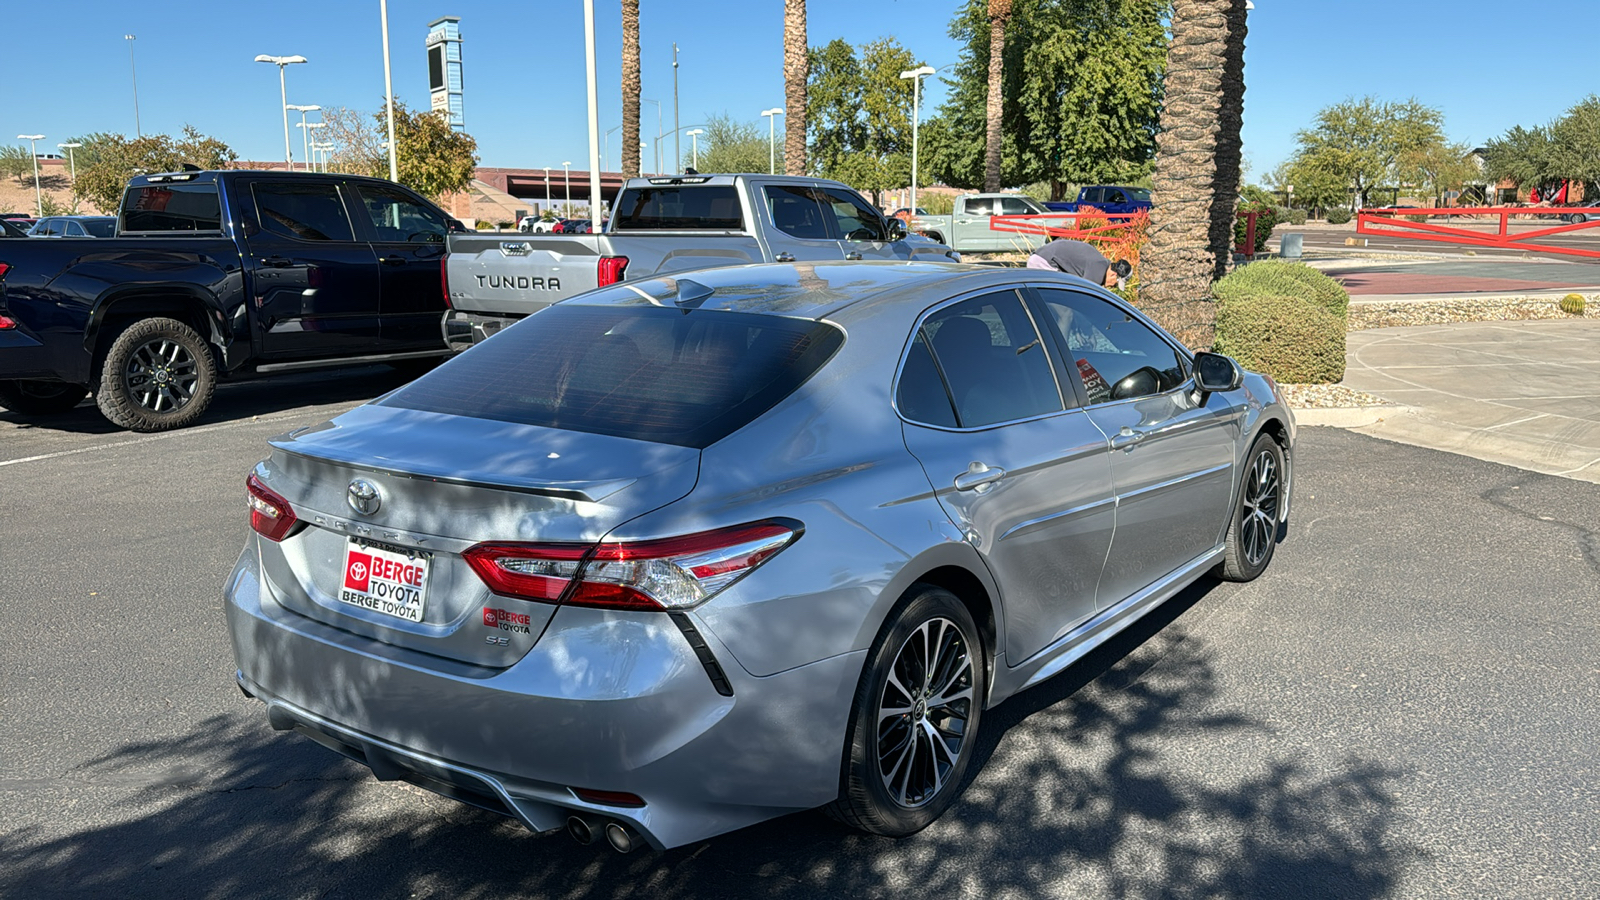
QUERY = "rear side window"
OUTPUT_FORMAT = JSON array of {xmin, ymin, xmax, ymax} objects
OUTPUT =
[
  {"xmin": 83, "ymin": 219, "xmax": 116, "ymax": 237},
  {"xmin": 121, "ymin": 183, "xmax": 222, "ymax": 232},
  {"xmin": 382, "ymin": 305, "xmax": 844, "ymax": 448},
  {"xmin": 613, "ymin": 186, "xmax": 744, "ymax": 231},
  {"xmin": 252, "ymin": 183, "xmax": 355, "ymax": 242}
]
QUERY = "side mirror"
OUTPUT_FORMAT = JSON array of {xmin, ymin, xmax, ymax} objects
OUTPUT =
[
  {"xmin": 1193, "ymin": 351, "xmax": 1243, "ymax": 393},
  {"xmin": 885, "ymin": 217, "xmax": 908, "ymax": 242}
]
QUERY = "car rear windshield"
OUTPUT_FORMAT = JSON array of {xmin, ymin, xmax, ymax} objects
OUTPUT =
[
  {"xmin": 120, "ymin": 183, "xmax": 222, "ymax": 233},
  {"xmin": 381, "ymin": 305, "xmax": 843, "ymax": 448},
  {"xmin": 610, "ymin": 186, "xmax": 744, "ymax": 231}
]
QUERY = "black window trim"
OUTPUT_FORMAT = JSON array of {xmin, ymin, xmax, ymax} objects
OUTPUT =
[
  {"xmin": 891, "ymin": 284, "xmax": 1079, "ymax": 433},
  {"xmin": 1021, "ymin": 281, "xmax": 1198, "ymax": 411}
]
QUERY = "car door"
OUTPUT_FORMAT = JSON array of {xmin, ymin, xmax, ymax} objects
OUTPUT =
[
  {"xmin": 897, "ymin": 288, "xmax": 1116, "ymax": 665},
  {"xmin": 240, "ymin": 178, "xmax": 382, "ymax": 359},
  {"xmin": 1103, "ymin": 188, "xmax": 1129, "ymax": 214},
  {"xmin": 816, "ymin": 186, "xmax": 905, "ymax": 260},
  {"xmin": 955, "ymin": 197, "xmax": 999, "ymax": 251},
  {"xmin": 1029, "ymin": 286, "xmax": 1242, "ymax": 606},
  {"xmin": 761, "ymin": 184, "xmax": 847, "ymax": 263},
  {"xmin": 351, "ymin": 182, "xmax": 451, "ymax": 351},
  {"xmin": 995, "ymin": 196, "xmax": 1047, "ymax": 252}
]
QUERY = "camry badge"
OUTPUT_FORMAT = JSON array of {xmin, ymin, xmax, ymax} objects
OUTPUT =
[{"xmin": 347, "ymin": 479, "xmax": 382, "ymax": 516}]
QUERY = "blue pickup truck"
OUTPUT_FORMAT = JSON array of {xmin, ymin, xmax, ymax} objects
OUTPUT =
[
  {"xmin": 1045, "ymin": 185, "xmax": 1153, "ymax": 215},
  {"xmin": 0, "ymin": 170, "xmax": 463, "ymax": 431}
]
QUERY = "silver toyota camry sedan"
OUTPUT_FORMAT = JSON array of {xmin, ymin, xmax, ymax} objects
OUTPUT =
[{"xmin": 226, "ymin": 261, "xmax": 1295, "ymax": 852}]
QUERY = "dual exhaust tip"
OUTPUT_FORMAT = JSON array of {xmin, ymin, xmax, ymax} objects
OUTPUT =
[{"xmin": 566, "ymin": 814, "xmax": 637, "ymax": 854}]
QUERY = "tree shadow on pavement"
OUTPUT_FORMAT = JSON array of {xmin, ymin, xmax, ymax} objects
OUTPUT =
[{"xmin": 0, "ymin": 584, "xmax": 1419, "ymax": 900}]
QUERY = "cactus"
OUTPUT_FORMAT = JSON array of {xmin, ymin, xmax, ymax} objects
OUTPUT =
[{"xmin": 1559, "ymin": 293, "xmax": 1586, "ymax": 316}]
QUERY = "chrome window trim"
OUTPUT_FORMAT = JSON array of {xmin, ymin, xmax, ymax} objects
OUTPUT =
[{"xmin": 891, "ymin": 283, "xmax": 1081, "ymax": 434}]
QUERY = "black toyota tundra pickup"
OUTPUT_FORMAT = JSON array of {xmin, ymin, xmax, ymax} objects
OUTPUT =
[{"xmin": 0, "ymin": 170, "xmax": 461, "ymax": 431}]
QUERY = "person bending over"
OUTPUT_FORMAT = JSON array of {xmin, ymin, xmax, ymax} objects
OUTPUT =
[{"xmin": 1027, "ymin": 238, "xmax": 1131, "ymax": 289}]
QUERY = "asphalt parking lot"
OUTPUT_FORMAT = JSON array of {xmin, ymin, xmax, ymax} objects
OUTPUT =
[{"xmin": 2, "ymin": 373, "xmax": 1597, "ymax": 899}]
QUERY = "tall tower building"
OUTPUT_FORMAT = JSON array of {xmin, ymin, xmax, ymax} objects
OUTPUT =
[{"xmin": 426, "ymin": 16, "xmax": 465, "ymax": 131}]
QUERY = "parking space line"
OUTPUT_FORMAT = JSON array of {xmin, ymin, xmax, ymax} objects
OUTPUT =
[{"xmin": 0, "ymin": 410, "xmax": 319, "ymax": 468}]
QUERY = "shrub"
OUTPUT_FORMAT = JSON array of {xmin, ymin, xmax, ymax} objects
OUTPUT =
[
  {"xmin": 1325, "ymin": 207, "xmax": 1352, "ymax": 225},
  {"xmin": 1560, "ymin": 293, "xmax": 1587, "ymax": 315},
  {"xmin": 1234, "ymin": 201, "xmax": 1278, "ymax": 254},
  {"xmin": 1213, "ymin": 258, "xmax": 1350, "ymax": 318},
  {"xmin": 1404, "ymin": 213, "xmax": 1428, "ymax": 223},
  {"xmin": 1214, "ymin": 293, "xmax": 1346, "ymax": 383}
]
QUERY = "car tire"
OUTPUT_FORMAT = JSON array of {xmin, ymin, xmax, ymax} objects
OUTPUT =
[
  {"xmin": 0, "ymin": 379, "xmax": 89, "ymax": 416},
  {"xmin": 95, "ymin": 317, "xmax": 218, "ymax": 432},
  {"xmin": 1217, "ymin": 433, "xmax": 1285, "ymax": 582},
  {"xmin": 826, "ymin": 584, "xmax": 986, "ymax": 837}
]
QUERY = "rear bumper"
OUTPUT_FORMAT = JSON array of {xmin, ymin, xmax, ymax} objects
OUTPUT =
[
  {"xmin": 224, "ymin": 545, "xmax": 864, "ymax": 849},
  {"xmin": 443, "ymin": 310, "xmax": 520, "ymax": 351}
]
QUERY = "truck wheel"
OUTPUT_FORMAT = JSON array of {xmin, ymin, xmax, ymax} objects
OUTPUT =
[
  {"xmin": 95, "ymin": 317, "xmax": 218, "ymax": 432},
  {"xmin": 0, "ymin": 380, "xmax": 89, "ymax": 416}
]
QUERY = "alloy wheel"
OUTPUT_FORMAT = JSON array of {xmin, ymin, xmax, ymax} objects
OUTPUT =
[
  {"xmin": 875, "ymin": 616, "xmax": 975, "ymax": 808},
  {"xmin": 123, "ymin": 338, "xmax": 199, "ymax": 413},
  {"xmin": 1241, "ymin": 447, "xmax": 1280, "ymax": 567}
]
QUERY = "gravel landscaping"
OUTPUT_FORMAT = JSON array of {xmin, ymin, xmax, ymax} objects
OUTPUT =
[{"xmin": 1347, "ymin": 296, "xmax": 1597, "ymax": 329}]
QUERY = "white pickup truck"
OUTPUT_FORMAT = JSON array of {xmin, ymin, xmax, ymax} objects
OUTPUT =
[{"xmin": 443, "ymin": 173, "xmax": 959, "ymax": 347}]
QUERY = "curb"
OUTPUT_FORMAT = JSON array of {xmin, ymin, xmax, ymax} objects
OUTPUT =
[{"xmin": 1292, "ymin": 406, "xmax": 1408, "ymax": 428}]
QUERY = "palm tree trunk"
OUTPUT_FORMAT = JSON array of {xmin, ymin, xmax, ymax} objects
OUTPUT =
[
  {"xmin": 783, "ymin": 0, "xmax": 807, "ymax": 175},
  {"xmin": 621, "ymin": 0, "xmax": 641, "ymax": 180},
  {"xmin": 983, "ymin": 0, "xmax": 1011, "ymax": 193},
  {"xmin": 1140, "ymin": 0, "xmax": 1249, "ymax": 350}
]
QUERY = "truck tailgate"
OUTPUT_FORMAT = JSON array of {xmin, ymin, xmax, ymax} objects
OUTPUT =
[{"xmin": 446, "ymin": 234, "xmax": 605, "ymax": 316}]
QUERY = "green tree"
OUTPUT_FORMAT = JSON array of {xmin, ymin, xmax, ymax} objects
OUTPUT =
[
  {"xmin": 73, "ymin": 126, "xmax": 238, "ymax": 213},
  {"xmin": 0, "ymin": 145, "xmax": 32, "ymax": 184},
  {"xmin": 807, "ymin": 37, "xmax": 920, "ymax": 204},
  {"xmin": 1290, "ymin": 97, "xmax": 1445, "ymax": 210},
  {"xmin": 696, "ymin": 113, "xmax": 770, "ymax": 175},
  {"xmin": 1546, "ymin": 95, "xmax": 1600, "ymax": 191},
  {"xmin": 1396, "ymin": 140, "xmax": 1478, "ymax": 206},
  {"xmin": 321, "ymin": 102, "xmax": 478, "ymax": 200},
  {"xmin": 924, "ymin": 0, "xmax": 1168, "ymax": 196}
]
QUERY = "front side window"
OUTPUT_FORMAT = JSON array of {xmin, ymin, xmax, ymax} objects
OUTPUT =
[
  {"xmin": 1034, "ymin": 288, "xmax": 1188, "ymax": 404},
  {"xmin": 916, "ymin": 291, "xmax": 1063, "ymax": 428},
  {"xmin": 764, "ymin": 185, "xmax": 833, "ymax": 239},
  {"xmin": 65, "ymin": 221, "xmax": 87, "ymax": 237},
  {"xmin": 83, "ymin": 219, "xmax": 116, "ymax": 238},
  {"xmin": 252, "ymin": 182, "xmax": 355, "ymax": 242},
  {"xmin": 121, "ymin": 183, "xmax": 222, "ymax": 232},
  {"xmin": 356, "ymin": 185, "xmax": 447, "ymax": 243},
  {"xmin": 1106, "ymin": 190, "xmax": 1128, "ymax": 204},
  {"xmin": 819, "ymin": 187, "xmax": 886, "ymax": 241},
  {"xmin": 382, "ymin": 305, "xmax": 843, "ymax": 448}
]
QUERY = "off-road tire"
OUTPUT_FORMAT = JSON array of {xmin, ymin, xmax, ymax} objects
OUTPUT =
[
  {"xmin": 0, "ymin": 380, "xmax": 89, "ymax": 416},
  {"xmin": 1217, "ymin": 433, "xmax": 1285, "ymax": 582},
  {"xmin": 95, "ymin": 317, "xmax": 218, "ymax": 432},
  {"xmin": 825, "ymin": 584, "xmax": 986, "ymax": 836}
]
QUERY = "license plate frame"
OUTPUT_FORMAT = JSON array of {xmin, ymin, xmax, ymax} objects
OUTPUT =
[{"xmin": 338, "ymin": 538, "xmax": 432, "ymax": 623}]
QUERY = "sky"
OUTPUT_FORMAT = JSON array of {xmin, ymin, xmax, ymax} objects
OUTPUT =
[{"xmin": 3, "ymin": 0, "xmax": 1597, "ymax": 184}]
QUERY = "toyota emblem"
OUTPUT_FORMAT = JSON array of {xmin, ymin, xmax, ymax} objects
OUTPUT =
[{"xmin": 347, "ymin": 479, "xmax": 382, "ymax": 516}]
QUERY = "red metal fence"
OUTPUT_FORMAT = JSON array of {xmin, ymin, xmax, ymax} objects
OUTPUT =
[
  {"xmin": 1356, "ymin": 207, "xmax": 1600, "ymax": 259},
  {"xmin": 988, "ymin": 210, "xmax": 1145, "ymax": 243}
]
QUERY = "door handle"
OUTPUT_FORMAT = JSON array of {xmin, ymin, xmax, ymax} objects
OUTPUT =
[
  {"xmin": 380, "ymin": 255, "xmax": 408, "ymax": 266},
  {"xmin": 260, "ymin": 256, "xmax": 292, "ymax": 268},
  {"xmin": 845, "ymin": 251, "xmax": 863, "ymax": 260},
  {"xmin": 953, "ymin": 461, "xmax": 1006, "ymax": 493},
  {"xmin": 1112, "ymin": 426, "xmax": 1148, "ymax": 450},
  {"xmin": 774, "ymin": 252, "xmax": 796, "ymax": 262}
]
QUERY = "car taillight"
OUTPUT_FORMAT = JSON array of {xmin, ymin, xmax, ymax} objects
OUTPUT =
[
  {"xmin": 246, "ymin": 473, "xmax": 301, "ymax": 542},
  {"xmin": 463, "ymin": 521, "xmax": 799, "ymax": 611},
  {"xmin": 440, "ymin": 256, "xmax": 452, "ymax": 310},
  {"xmin": 0, "ymin": 315, "xmax": 14, "ymax": 330},
  {"xmin": 0, "ymin": 262, "xmax": 10, "ymax": 279},
  {"xmin": 597, "ymin": 256, "xmax": 629, "ymax": 287}
]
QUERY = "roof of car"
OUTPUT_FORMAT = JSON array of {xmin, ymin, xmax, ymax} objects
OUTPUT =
[{"xmin": 565, "ymin": 260, "xmax": 1100, "ymax": 322}]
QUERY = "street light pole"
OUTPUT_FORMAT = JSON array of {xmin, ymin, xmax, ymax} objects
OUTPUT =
[
  {"xmin": 58, "ymin": 142, "xmax": 82, "ymax": 182},
  {"xmin": 673, "ymin": 43, "xmax": 681, "ymax": 174},
  {"xmin": 563, "ymin": 161, "xmax": 572, "ymax": 214},
  {"xmin": 686, "ymin": 128, "xmax": 704, "ymax": 170},
  {"xmin": 17, "ymin": 135, "xmax": 44, "ymax": 216},
  {"xmin": 254, "ymin": 54, "xmax": 308, "ymax": 169},
  {"xmin": 898, "ymin": 66, "xmax": 935, "ymax": 216},
  {"xmin": 642, "ymin": 99, "xmax": 662, "ymax": 175},
  {"xmin": 287, "ymin": 105, "xmax": 320, "ymax": 172},
  {"xmin": 760, "ymin": 108, "xmax": 784, "ymax": 175},
  {"xmin": 379, "ymin": 0, "xmax": 399, "ymax": 182},
  {"xmin": 296, "ymin": 121, "xmax": 325, "ymax": 171},
  {"xmin": 125, "ymin": 35, "xmax": 142, "ymax": 137}
]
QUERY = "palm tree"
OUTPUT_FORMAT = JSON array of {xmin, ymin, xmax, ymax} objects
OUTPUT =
[
  {"xmin": 1139, "ymin": 0, "xmax": 1250, "ymax": 350},
  {"xmin": 621, "ymin": 0, "xmax": 641, "ymax": 179},
  {"xmin": 983, "ymin": 0, "xmax": 1011, "ymax": 192},
  {"xmin": 783, "ymin": 0, "xmax": 807, "ymax": 175}
]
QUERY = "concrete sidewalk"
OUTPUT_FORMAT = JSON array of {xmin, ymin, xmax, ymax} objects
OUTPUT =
[{"xmin": 1340, "ymin": 318, "xmax": 1600, "ymax": 483}]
